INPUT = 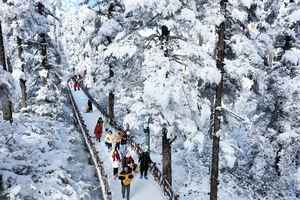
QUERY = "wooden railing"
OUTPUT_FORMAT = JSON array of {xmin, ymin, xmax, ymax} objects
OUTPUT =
[
  {"xmin": 81, "ymin": 86, "xmax": 180, "ymax": 200},
  {"xmin": 67, "ymin": 83, "xmax": 112, "ymax": 200}
]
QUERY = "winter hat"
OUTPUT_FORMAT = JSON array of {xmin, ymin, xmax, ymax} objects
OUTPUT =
[{"xmin": 97, "ymin": 117, "xmax": 103, "ymax": 123}]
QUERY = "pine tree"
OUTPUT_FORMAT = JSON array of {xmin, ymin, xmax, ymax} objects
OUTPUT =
[{"xmin": 210, "ymin": 1, "xmax": 226, "ymax": 200}]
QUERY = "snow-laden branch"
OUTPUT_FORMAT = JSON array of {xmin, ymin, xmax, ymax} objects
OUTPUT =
[{"xmin": 222, "ymin": 106, "xmax": 251, "ymax": 126}]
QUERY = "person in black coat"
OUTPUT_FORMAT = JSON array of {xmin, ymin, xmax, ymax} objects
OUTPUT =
[
  {"xmin": 138, "ymin": 151, "xmax": 152, "ymax": 179},
  {"xmin": 119, "ymin": 131, "xmax": 128, "ymax": 158},
  {"xmin": 85, "ymin": 99, "xmax": 93, "ymax": 113}
]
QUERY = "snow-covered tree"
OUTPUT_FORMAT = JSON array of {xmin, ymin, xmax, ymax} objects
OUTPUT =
[{"xmin": 54, "ymin": 0, "xmax": 300, "ymax": 199}]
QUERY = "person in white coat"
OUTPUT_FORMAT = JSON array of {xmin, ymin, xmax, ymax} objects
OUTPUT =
[{"xmin": 112, "ymin": 147, "xmax": 121, "ymax": 179}]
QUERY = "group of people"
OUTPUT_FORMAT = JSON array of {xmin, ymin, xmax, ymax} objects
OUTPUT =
[
  {"xmin": 71, "ymin": 73, "xmax": 154, "ymax": 199},
  {"xmin": 71, "ymin": 75, "xmax": 94, "ymax": 112},
  {"xmin": 93, "ymin": 116, "xmax": 152, "ymax": 200},
  {"xmin": 71, "ymin": 75, "xmax": 82, "ymax": 91}
]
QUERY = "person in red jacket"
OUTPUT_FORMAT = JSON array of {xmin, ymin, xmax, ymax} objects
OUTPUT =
[{"xmin": 94, "ymin": 117, "xmax": 103, "ymax": 142}]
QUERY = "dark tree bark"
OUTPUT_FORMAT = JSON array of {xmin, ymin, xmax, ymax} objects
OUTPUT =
[
  {"xmin": 2, "ymin": 99, "xmax": 13, "ymax": 123},
  {"xmin": 6, "ymin": 57, "xmax": 12, "ymax": 73},
  {"xmin": 144, "ymin": 119, "xmax": 150, "ymax": 152},
  {"xmin": 19, "ymin": 79, "xmax": 27, "ymax": 107},
  {"xmin": 40, "ymin": 33, "xmax": 48, "ymax": 85},
  {"xmin": 209, "ymin": 2, "xmax": 226, "ymax": 200},
  {"xmin": 17, "ymin": 36, "xmax": 27, "ymax": 108},
  {"xmin": 209, "ymin": 97, "xmax": 215, "ymax": 138},
  {"xmin": 108, "ymin": 63, "xmax": 114, "ymax": 122},
  {"xmin": 162, "ymin": 127, "xmax": 172, "ymax": 186},
  {"xmin": 109, "ymin": 64, "xmax": 114, "ymax": 77},
  {"xmin": 108, "ymin": 3, "xmax": 114, "ymax": 19},
  {"xmin": 275, "ymin": 143, "xmax": 282, "ymax": 176},
  {"xmin": 0, "ymin": 21, "xmax": 13, "ymax": 122},
  {"xmin": 0, "ymin": 22, "xmax": 7, "ymax": 71},
  {"xmin": 108, "ymin": 91, "xmax": 114, "ymax": 122},
  {"xmin": 160, "ymin": 25, "xmax": 170, "ymax": 57}
]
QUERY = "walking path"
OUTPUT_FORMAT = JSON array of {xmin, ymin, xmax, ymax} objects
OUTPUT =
[{"xmin": 71, "ymin": 89, "xmax": 166, "ymax": 200}]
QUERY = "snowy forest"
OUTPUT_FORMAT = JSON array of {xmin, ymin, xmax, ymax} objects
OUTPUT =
[{"xmin": 1, "ymin": 0, "xmax": 300, "ymax": 200}]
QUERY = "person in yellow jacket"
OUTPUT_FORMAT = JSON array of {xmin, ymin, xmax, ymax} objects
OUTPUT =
[
  {"xmin": 119, "ymin": 166, "xmax": 134, "ymax": 200},
  {"xmin": 104, "ymin": 129, "xmax": 113, "ymax": 151}
]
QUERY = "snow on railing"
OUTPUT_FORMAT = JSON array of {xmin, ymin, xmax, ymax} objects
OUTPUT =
[
  {"xmin": 81, "ymin": 86, "xmax": 180, "ymax": 200},
  {"xmin": 67, "ymin": 83, "xmax": 112, "ymax": 200}
]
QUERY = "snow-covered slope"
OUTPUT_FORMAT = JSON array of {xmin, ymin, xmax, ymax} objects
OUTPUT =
[{"xmin": 0, "ymin": 112, "xmax": 101, "ymax": 200}]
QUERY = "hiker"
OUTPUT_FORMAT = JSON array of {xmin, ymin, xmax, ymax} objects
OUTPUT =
[
  {"xmin": 74, "ymin": 75, "xmax": 80, "ymax": 91},
  {"xmin": 119, "ymin": 131, "xmax": 128, "ymax": 158},
  {"xmin": 78, "ymin": 74, "xmax": 83, "ymax": 82},
  {"xmin": 94, "ymin": 117, "xmax": 103, "ymax": 142},
  {"xmin": 70, "ymin": 76, "xmax": 75, "ymax": 88},
  {"xmin": 75, "ymin": 81, "xmax": 80, "ymax": 90},
  {"xmin": 85, "ymin": 99, "xmax": 93, "ymax": 113},
  {"xmin": 113, "ymin": 131, "xmax": 122, "ymax": 150},
  {"xmin": 72, "ymin": 76, "xmax": 78, "ymax": 91},
  {"xmin": 119, "ymin": 165, "xmax": 134, "ymax": 200},
  {"xmin": 104, "ymin": 129, "xmax": 113, "ymax": 151},
  {"xmin": 139, "ymin": 150, "xmax": 152, "ymax": 179},
  {"xmin": 112, "ymin": 147, "xmax": 121, "ymax": 179},
  {"xmin": 123, "ymin": 151, "xmax": 137, "ymax": 172}
]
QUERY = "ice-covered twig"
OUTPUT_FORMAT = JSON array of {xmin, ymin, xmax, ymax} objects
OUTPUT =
[
  {"xmin": 222, "ymin": 107, "xmax": 245, "ymax": 121},
  {"xmin": 222, "ymin": 107, "xmax": 251, "ymax": 129}
]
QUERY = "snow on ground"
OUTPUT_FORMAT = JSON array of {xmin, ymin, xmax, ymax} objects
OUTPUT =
[
  {"xmin": 71, "ymin": 89, "xmax": 166, "ymax": 200},
  {"xmin": 0, "ymin": 112, "xmax": 101, "ymax": 200}
]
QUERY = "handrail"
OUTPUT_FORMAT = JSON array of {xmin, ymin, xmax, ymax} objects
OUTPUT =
[
  {"xmin": 81, "ymin": 86, "xmax": 180, "ymax": 200},
  {"xmin": 67, "ymin": 82, "xmax": 112, "ymax": 200}
]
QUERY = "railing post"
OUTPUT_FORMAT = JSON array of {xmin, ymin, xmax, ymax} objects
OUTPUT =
[{"xmin": 162, "ymin": 125, "xmax": 172, "ymax": 186}]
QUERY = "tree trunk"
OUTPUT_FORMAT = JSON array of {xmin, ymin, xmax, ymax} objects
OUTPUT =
[
  {"xmin": 0, "ymin": 21, "xmax": 7, "ymax": 71},
  {"xmin": 2, "ymin": 99, "xmax": 13, "ymax": 123},
  {"xmin": 108, "ymin": 63, "xmax": 114, "ymax": 122},
  {"xmin": 19, "ymin": 79, "xmax": 27, "ymax": 107},
  {"xmin": 17, "ymin": 36, "xmax": 27, "ymax": 108},
  {"xmin": 108, "ymin": 91, "xmax": 114, "ymax": 122},
  {"xmin": 162, "ymin": 127, "xmax": 172, "ymax": 186},
  {"xmin": 209, "ymin": 1, "xmax": 226, "ymax": 200},
  {"xmin": 40, "ymin": 33, "xmax": 48, "ymax": 85},
  {"xmin": 0, "ymin": 21, "xmax": 13, "ymax": 122},
  {"xmin": 109, "ymin": 64, "xmax": 114, "ymax": 78},
  {"xmin": 6, "ymin": 57, "xmax": 12, "ymax": 73},
  {"xmin": 144, "ymin": 121, "xmax": 150, "ymax": 152}
]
